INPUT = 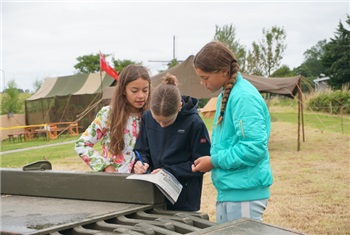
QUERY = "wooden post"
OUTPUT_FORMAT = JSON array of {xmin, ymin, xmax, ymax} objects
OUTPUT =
[
  {"xmin": 297, "ymin": 78, "xmax": 302, "ymax": 151},
  {"xmin": 297, "ymin": 93, "xmax": 300, "ymax": 151},
  {"xmin": 299, "ymin": 78, "xmax": 305, "ymax": 142}
]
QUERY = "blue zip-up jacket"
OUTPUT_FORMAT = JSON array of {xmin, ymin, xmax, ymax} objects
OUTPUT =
[
  {"xmin": 211, "ymin": 72, "xmax": 273, "ymax": 202},
  {"xmin": 134, "ymin": 96, "xmax": 211, "ymax": 211}
]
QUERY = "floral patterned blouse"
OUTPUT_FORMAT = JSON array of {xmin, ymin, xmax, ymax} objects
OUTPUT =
[{"xmin": 74, "ymin": 106, "xmax": 141, "ymax": 173}]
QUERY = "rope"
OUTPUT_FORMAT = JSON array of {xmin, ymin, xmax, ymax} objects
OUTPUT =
[
  {"xmin": 42, "ymin": 98, "xmax": 55, "ymax": 123},
  {"xmin": 75, "ymin": 93, "xmax": 101, "ymax": 119},
  {"xmin": 59, "ymin": 95, "xmax": 72, "ymax": 122},
  {"xmin": 54, "ymin": 97, "xmax": 103, "ymax": 140}
]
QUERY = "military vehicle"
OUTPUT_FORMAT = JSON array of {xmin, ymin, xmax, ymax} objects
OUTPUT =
[{"xmin": 1, "ymin": 161, "xmax": 302, "ymax": 235}]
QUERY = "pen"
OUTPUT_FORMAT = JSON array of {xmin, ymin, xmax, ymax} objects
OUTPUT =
[
  {"xmin": 134, "ymin": 150, "xmax": 145, "ymax": 165},
  {"xmin": 134, "ymin": 150, "xmax": 149, "ymax": 174}
]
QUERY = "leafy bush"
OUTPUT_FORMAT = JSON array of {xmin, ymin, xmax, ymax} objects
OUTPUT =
[{"xmin": 308, "ymin": 90, "xmax": 350, "ymax": 114}]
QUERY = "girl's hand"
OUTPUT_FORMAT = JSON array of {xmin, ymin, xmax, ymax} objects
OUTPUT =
[
  {"xmin": 192, "ymin": 156, "xmax": 214, "ymax": 173},
  {"xmin": 133, "ymin": 161, "xmax": 150, "ymax": 174},
  {"xmin": 104, "ymin": 165, "xmax": 117, "ymax": 173}
]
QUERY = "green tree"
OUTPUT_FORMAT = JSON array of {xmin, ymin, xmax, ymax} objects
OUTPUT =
[
  {"xmin": 247, "ymin": 26, "xmax": 287, "ymax": 77},
  {"xmin": 246, "ymin": 42, "xmax": 264, "ymax": 76},
  {"xmin": 270, "ymin": 65, "xmax": 296, "ymax": 77},
  {"xmin": 302, "ymin": 40, "xmax": 327, "ymax": 78},
  {"xmin": 1, "ymin": 79, "xmax": 22, "ymax": 114},
  {"xmin": 74, "ymin": 53, "xmax": 100, "ymax": 73},
  {"xmin": 322, "ymin": 15, "xmax": 350, "ymax": 90},
  {"xmin": 112, "ymin": 58, "xmax": 140, "ymax": 73},
  {"xmin": 74, "ymin": 53, "xmax": 139, "ymax": 74},
  {"xmin": 167, "ymin": 58, "xmax": 180, "ymax": 69},
  {"xmin": 293, "ymin": 64, "xmax": 311, "ymax": 78},
  {"xmin": 33, "ymin": 78, "xmax": 43, "ymax": 92},
  {"xmin": 292, "ymin": 40, "xmax": 327, "ymax": 93},
  {"xmin": 214, "ymin": 24, "xmax": 247, "ymax": 71}
]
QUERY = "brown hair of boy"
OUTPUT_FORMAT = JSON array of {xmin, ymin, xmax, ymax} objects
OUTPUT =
[{"xmin": 151, "ymin": 73, "xmax": 181, "ymax": 117}]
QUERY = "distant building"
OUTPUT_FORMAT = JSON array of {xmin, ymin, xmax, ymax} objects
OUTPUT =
[{"xmin": 313, "ymin": 77, "xmax": 330, "ymax": 92}]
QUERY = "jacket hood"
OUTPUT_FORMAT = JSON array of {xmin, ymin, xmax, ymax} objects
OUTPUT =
[{"xmin": 179, "ymin": 96, "xmax": 198, "ymax": 117}]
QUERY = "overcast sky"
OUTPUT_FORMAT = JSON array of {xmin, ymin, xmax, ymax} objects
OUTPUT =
[{"xmin": 1, "ymin": 0, "xmax": 349, "ymax": 92}]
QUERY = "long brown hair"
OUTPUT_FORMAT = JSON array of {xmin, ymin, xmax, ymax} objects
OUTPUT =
[
  {"xmin": 194, "ymin": 41, "xmax": 239, "ymax": 124},
  {"xmin": 151, "ymin": 73, "xmax": 181, "ymax": 117},
  {"xmin": 109, "ymin": 64, "xmax": 151, "ymax": 155}
]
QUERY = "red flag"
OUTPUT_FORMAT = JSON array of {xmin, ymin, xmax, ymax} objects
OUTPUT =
[{"xmin": 100, "ymin": 52, "xmax": 119, "ymax": 81}]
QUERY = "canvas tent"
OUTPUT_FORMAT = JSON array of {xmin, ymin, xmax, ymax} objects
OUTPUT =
[
  {"xmin": 151, "ymin": 55, "xmax": 302, "ymax": 99},
  {"xmin": 25, "ymin": 72, "xmax": 115, "ymax": 130},
  {"xmin": 151, "ymin": 55, "xmax": 305, "ymax": 150},
  {"xmin": 102, "ymin": 86, "xmax": 115, "ymax": 101},
  {"xmin": 201, "ymin": 97, "xmax": 218, "ymax": 118}
]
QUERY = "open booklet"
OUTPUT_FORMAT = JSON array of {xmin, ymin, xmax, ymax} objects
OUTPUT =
[{"xmin": 126, "ymin": 169, "xmax": 183, "ymax": 204}]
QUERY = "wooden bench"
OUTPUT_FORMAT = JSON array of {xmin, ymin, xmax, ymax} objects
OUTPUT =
[{"xmin": 8, "ymin": 132, "xmax": 25, "ymax": 143}]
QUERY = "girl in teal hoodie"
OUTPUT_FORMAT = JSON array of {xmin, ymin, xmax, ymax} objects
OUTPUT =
[{"xmin": 192, "ymin": 41, "xmax": 273, "ymax": 223}]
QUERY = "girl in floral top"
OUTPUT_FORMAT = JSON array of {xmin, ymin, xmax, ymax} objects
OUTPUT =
[{"xmin": 74, "ymin": 64, "xmax": 151, "ymax": 173}]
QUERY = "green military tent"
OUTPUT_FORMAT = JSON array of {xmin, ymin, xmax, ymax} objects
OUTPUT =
[{"xmin": 25, "ymin": 72, "xmax": 116, "ymax": 130}]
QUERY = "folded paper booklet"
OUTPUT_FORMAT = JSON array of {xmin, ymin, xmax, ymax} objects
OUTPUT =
[{"xmin": 126, "ymin": 169, "xmax": 183, "ymax": 204}]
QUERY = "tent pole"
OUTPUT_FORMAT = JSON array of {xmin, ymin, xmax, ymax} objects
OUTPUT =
[
  {"xmin": 300, "ymin": 77, "xmax": 305, "ymax": 142},
  {"xmin": 99, "ymin": 70, "xmax": 103, "ymax": 101},
  {"xmin": 297, "ymin": 80, "xmax": 300, "ymax": 151},
  {"xmin": 297, "ymin": 79, "xmax": 301, "ymax": 151}
]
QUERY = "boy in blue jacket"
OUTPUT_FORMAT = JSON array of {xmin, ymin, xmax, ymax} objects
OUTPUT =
[{"xmin": 133, "ymin": 73, "xmax": 211, "ymax": 211}]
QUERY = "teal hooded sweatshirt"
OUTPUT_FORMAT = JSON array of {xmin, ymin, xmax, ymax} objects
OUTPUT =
[{"xmin": 210, "ymin": 72, "xmax": 273, "ymax": 202}]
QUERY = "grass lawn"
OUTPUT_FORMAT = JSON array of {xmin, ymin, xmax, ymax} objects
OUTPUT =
[
  {"xmin": 271, "ymin": 109, "xmax": 350, "ymax": 134},
  {"xmin": 1, "ymin": 134, "xmax": 79, "ymax": 152}
]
